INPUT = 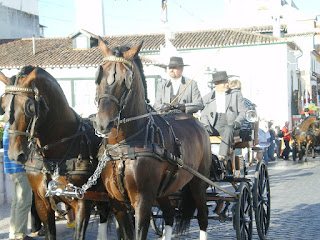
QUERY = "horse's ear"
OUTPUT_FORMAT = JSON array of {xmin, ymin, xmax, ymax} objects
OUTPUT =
[
  {"xmin": 123, "ymin": 41, "xmax": 144, "ymax": 60},
  {"xmin": 98, "ymin": 37, "xmax": 112, "ymax": 57},
  {"xmin": 22, "ymin": 68, "xmax": 37, "ymax": 87},
  {"xmin": 0, "ymin": 71, "xmax": 9, "ymax": 85}
]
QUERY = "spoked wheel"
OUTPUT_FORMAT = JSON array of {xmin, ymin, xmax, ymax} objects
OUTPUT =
[
  {"xmin": 150, "ymin": 206, "xmax": 164, "ymax": 236},
  {"xmin": 253, "ymin": 160, "xmax": 270, "ymax": 240},
  {"xmin": 234, "ymin": 182, "xmax": 253, "ymax": 240}
]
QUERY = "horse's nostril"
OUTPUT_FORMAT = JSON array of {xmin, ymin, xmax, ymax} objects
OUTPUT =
[{"xmin": 17, "ymin": 153, "xmax": 27, "ymax": 165}]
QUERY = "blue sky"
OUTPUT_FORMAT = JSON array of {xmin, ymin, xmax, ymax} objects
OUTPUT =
[{"xmin": 39, "ymin": 0, "xmax": 320, "ymax": 38}]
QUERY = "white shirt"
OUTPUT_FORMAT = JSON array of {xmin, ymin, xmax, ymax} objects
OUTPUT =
[
  {"xmin": 215, "ymin": 91, "xmax": 226, "ymax": 113},
  {"xmin": 171, "ymin": 77, "xmax": 182, "ymax": 95}
]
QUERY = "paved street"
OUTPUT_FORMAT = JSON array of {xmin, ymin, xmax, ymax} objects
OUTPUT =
[{"xmin": 1, "ymin": 157, "xmax": 320, "ymax": 239}]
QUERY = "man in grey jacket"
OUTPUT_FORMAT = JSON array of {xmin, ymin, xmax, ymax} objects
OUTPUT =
[
  {"xmin": 200, "ymin": 71, "xmax": 247, "ymax": 160},
  {"xmin": 154, "ymin": 56, "xmax": 203, "ymax": 114}
]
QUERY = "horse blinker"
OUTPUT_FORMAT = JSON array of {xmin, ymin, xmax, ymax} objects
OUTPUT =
[
  {"xmin": 24, "ymin": 98, "xmax": 37, "ymax": 118},
  {"xmin": 95, "ymin": 66, "xmax": 103, "ymax": 84}
]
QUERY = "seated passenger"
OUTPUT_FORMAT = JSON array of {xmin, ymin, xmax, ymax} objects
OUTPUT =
[
  {"xmin": 200, "ymin": 71, "xmax": 247, "ymax": 161},
  {"xmin": 229, "ymin": 79, "xmax": 256, "ymax": 141},
  {"xmin": 153, "ymin": 56, "xmax": 203, "ymax": 114}
]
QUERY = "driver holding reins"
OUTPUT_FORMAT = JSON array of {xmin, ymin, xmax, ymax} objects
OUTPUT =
[{"xmin": 153, "ymin": 56, "xmax": 203, "ymax": 114}]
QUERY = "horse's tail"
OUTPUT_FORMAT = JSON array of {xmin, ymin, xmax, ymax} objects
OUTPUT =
[{"xmin": 174, "ymin": 185, "xmax": 195, "ymax": 234}]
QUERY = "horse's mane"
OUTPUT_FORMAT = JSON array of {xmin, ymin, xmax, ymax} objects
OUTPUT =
[
  {"xmin": 111, "ymin": 46, "xmax": 150, "ymax": 103},
  {"xmin": 9, "ymin": 65, "xmax": 61, "ymax": 88}
]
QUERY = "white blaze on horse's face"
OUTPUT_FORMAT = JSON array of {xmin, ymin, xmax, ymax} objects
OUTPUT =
[{"xmin": 95, "ymin": 61, "xmax": 132, "ymax": 135}]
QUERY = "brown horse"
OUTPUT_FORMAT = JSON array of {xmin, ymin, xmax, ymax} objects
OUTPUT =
[
  {"xmin": 0, "ymin": 66, "xmax": 109, "ymax": 240},
  {"xmin": 292, "ymin": 116, "xmax": 317, "ymax": 161},
  {"xmin": 93, "ymin": 39, "xmax": 212, "ymax": 240}
]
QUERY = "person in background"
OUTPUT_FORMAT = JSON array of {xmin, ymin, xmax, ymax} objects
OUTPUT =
[
  {"xmin": 258, "ymin": 119, "xmax": 271, "ymax": 164},
  {"xmin": 3, "ymin": 123, "xmax": 35, "ymax": 240},
  {"xmin": 200, "ymin": 71, "xmax": 247, "ymax": 161},
  {"xmin": 281, "ymin": 121, "xmax": 292, "ymax": 160},
  {"xmin": 300, "ymin": 107, "xmax": 311, "ymax": 122},
  {"xmin": 274, "ymin": 125, "xmax": 282, "ymax": 159},
  {"xmin": 267, "ymin": 120, "xmax": 276, "ymax": 161},
  {"xmin": 153, "ymin": 56, "xmax": 203, "ymax": 114}
]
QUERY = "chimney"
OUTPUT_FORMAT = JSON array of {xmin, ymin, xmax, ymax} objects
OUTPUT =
[
  {"xmin": 75, "ymin": 0, "xmax": 105, "ymax": 36},
  {"xmin": 32, "ymin": 35, "xmax": 36, "ymax": 55},
  {"xmin": 272, "ymin": 0, "xmax": 281, "ymax": 37}
]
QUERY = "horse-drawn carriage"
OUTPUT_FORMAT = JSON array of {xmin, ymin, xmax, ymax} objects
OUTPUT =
[
  {"xmin": 150, "ymin": 110, "xmax": 270, "ymax": 240},
  {"xmin": 0, "ymin": 39, "xmax": 270, "ymax": 240},
  {"xmin": 291, "ymin": 116, "xmax": 320, "ymax": 161}
]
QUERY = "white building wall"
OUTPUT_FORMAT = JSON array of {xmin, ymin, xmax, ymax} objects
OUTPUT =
[
  {"xmin": 1, "ymin": 0, "xmax": 38, "ymax": 15},
  {"xmin": 0, "ymin": 0, "xmax": 40, "ymax": 39},
  {"xmin": 75, "ymin": 0, "xmax": 105, "ymax": 36}
]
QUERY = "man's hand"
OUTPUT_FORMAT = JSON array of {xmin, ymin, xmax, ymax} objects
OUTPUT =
[
  {"xmin": 173, "ymin": 103, "xmax": 186, "ymax": 112},
  {"xmin": 233, "ymin": 121, "xmax": 241, "ymax": 130},
  {"xmin": 160, "ymin": 103, "xmax": 171, "ymax": 113}
]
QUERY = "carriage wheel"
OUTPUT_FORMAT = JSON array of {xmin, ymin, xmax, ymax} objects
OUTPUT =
[
  {"xmin": 292, "ymin": 142, "xmax": 297, "ymax": 161},
  {"xmin": 150, "ymin": 206, "xmax": 164, "ymax": 236},
  {"xmin": 253, "ymin": 161, "xmax": 270, "ymax": 240},
  {"xmin": 234, "ymin": 182, "xmax": 253, "ymax": 240}
]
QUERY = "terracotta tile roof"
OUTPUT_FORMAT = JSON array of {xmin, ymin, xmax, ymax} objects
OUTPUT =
[
  {"xmin": 285, "ymin": 32, "xmax": 316, "ymax": 37},
  {"xmin": 0, "ymin": 28, "xmax": 285, "ymax": 69},
  {"xmin": 237, "ymin": 24, "xmax": 287, "ymax": 33}
]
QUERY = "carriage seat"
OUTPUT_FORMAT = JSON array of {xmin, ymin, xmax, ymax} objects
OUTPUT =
[{"xmin": 209, "ymin": 129, "xmax": 243, "ymax": 148}]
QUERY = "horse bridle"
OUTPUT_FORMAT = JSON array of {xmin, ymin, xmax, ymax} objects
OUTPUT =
[
  {"xmin": 95, "ymin": 56, "xmax": 135, "ymax": 138},
  {"xmin": 1, "ymin": 82, "xmax": 42, "ymax": 140}
]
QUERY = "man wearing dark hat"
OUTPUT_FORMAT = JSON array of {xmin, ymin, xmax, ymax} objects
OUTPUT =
[
  {"xmin": 154, "ymin": 56, "xmax": 203, "ymax": 114},
  {"xmin": 200, "ymin": 71, "xmax": 247, "ymax": 161}
]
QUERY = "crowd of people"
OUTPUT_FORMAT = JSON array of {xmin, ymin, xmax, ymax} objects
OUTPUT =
[{"xmin": 2, "ymin": 55, "xmax": 296, "ymax": 238}]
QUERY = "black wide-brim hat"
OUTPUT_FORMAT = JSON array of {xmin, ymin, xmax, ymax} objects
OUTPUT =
[
  {"xmin": 168, "ymin": 56, "xmax": 189, "ymax": 68},
  {"xmin": 212, "ymin": 71, "xmax": 229, "ymax": 83}
]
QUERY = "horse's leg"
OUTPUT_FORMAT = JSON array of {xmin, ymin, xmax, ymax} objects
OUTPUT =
[
  {"xmin": 305, "ymin": 141, "xmax": 310, "ymax": 162},
  {"xmin": 96, "ymin": 202, "xmax": 111, "ymax": 240},
  {"xmin": 34, "ymin": 193, "xmax": 56, "ymax": 240},
  {"xmin": 189, "ymin": 179, "xmax": 208, "ymax": 240},
  {"xmin": 134, "ymin": 195, "xmax": 153, "ymax": 240},
  {"xmin": 298, "ymin": 141, "xmax": 303, "ymax": 161},
  {"xmin": 111, "ymin": 199, "xmax": 134, "ymax": 240},
  {"xmin": 157, "ymin": 197, "xmax": 175, "ymax": 240},
  {"xmin": 71, "ymin": 200, "xmax": 92, "ymax": 240}
]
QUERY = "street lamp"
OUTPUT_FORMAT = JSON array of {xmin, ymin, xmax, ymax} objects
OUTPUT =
[{"xmin": 205, "ymin": 67, "xmax": 217, "ymax": 91}]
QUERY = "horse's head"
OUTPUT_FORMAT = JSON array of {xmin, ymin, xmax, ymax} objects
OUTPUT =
[
  {"xmin": 94, "ymin": 39, "xmax": 145, "ymax": 136},
  {"xmin": 0, "ymin": 67, "xmax": 49, "ymax": 163}
]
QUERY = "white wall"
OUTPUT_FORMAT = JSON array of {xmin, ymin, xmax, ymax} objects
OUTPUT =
[
  {"xmin": 1, "ymin": 0, "xmax": 38, "ymax": 15},
  {"xmin": 0, "ymin": 2, "xmax": 40, "ymax": 39},
  {"xmin": 75, "ymin": 0, "xmax": 105, "ymax": 36}
]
